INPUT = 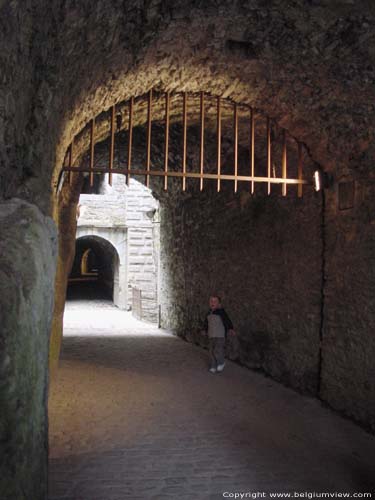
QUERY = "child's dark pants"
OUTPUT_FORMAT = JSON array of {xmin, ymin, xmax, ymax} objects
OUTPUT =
[{"xmin": 208, "ymin": 337, "xmax": 225, "ymax": 368}]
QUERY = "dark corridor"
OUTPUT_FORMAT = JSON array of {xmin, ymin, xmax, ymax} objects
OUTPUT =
[{"xmin": 67, "ymin": 236, "xmax": 119, "ymax": 302}]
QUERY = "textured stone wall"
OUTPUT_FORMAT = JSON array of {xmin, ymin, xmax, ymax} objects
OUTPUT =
[
  {"xmin": 0, "ymin": 200, "xmax": 56, "ymax": 500},
  {"xmin": 321, "ymin": 178, "xmax": 375, "ymax": 431},
  {"xmin": 75, "ymin": 117, "xmax": 375, "ymax": 431},
  {"xmin": 47, "ymin": 0, "xmax": 375, "ymax": 186},
  {"xmin": 1, "ymin": 2, "xmax": 375, "ymax": 498},
  {"xmin": 158, "ymin": 184, "xmax": 323, "ymax": 395},
  {"xmin": 125, "ymin": 179, "xmax": 159, "ymax": 323},
  {"xmin": 50, "ymin": 176, "xmax": 82, "ymax": 374},
  {"xmin": 79, "ymin": 193, "xmax": 127, "ymax": 227},
  {"xmin": 0, "ymin": 2, "xmax": 36, "ymax": 201}
]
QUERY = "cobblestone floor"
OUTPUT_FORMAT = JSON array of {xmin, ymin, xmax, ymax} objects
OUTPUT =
[{"xmin": 49, "ymin": 300, "xmax": 375, "ymax": 500}]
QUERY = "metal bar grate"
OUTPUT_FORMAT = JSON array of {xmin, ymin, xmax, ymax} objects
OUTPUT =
[
  {"xmin": 164, "ymin": 91, "xmax": 170, "ymax": 192},
  {"xmin": 68, "ymin": 141, "xmax": 73, "ymax": 185},
  {"xmin": 127, "ymin": 96, "xmax": 134, "ymax": 186},
  {"xmin": 182, "ymin": 92, "xmax": 187, "ymax": 192},
  {"xmin": 267, "ymin": 116, "xmax": 271, "ymax": 196},
  {"xmin": 89, "ymin": 118, "xmax": 95, "ymax": 187},
  {"xmin": 199, "ymin": 91, "xmax": 205, "ymax": 192},
  {"xmin": 298, "ymin": 141, "xmax": 303, "ymax": 198},
  {"xmin": 146, "ymin": 89, "xmax": 152, "ymax": 188},
  {"xmin": 216, "ymin": 96, "xmax": 222, "ymax": 193},
  {"xmin": 282, "ymin": 129, "xmax": 287, "ymax": 197},
  {"xmin": 250, "ymin": 108, "xmax": 255, "ymax": 194},
  {"xmin": 109, "ymin": 105, "xmax": 115, "ymax": 186},
  {"xmin": 62, "ymin": 90, "xmax": 309, "ymax": 196},
  {"xmin": 234, "ymin": 102, "xmax": 238, "ymax": 193}
]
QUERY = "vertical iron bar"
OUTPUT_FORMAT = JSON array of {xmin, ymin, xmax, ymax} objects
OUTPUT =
[
  {"xmin": 234, "ymin": 103, "xmax": 238, "ymax": 193},
  {"xmin": 182, "ymin": 92, "xmax": 187, "ymax": 191},
  {"xmin": 146, "ymin": 89, "xmax": 152, "ymax": 188},
  {"xmin": 267, "ymin": 117, "xmax": 271, "ymax": 195},
  {"xmin": 199, "ymin": 92, "xmax": 205, "ymax": 191},
  {"xmin": 89, "ymin": 118, "xmax": 95, "ymax": 187},
  {"xmin": 217, "ymin": 96, "xmax": 221, "ymax": 192},
  {"xmin": 250, "ymin": 108, "xmax": 255, "ymax": 194},
  {"xmin": 298, "ymin": 141, "xmax": 303, "ymax": 198},
  {"xmin": 68, "ymin": 141, "xmax": 73, "ymax": 185},
  {"xmin": 127, "ymin": 97, "xmax": 133, "ymax": 186},
  {"xmin": 282, "ymin": 129, "xmax": 287, "ymax": 197},
  {"xmin": 109, "ymin": 105, "xmax": 115, "ymax": 186},
  {"xmin": 164, "ymin": 91, "xmax": 170, "ymax": 191}
]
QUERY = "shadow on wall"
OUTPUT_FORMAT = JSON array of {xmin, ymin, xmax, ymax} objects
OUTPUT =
[{"xmin": 158, "ymin": 185, "xmax": 323, "ymax": 397}]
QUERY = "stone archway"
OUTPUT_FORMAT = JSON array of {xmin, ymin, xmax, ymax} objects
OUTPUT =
[
  {"xmin": 2, "ymin": 2, "xmax": 375, "ymax": 498},
  {"xmin": 72, "ymin": 232, "xmax": 126, "ymax": 309}
]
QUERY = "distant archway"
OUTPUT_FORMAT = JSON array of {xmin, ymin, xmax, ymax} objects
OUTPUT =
[
  {"xmin": 80, "ymin": 248, "xmax": 95, "ymax": 275},
  {"xmin": 68, "ymin": 235, "xmax": 120, "ymax": 304}
]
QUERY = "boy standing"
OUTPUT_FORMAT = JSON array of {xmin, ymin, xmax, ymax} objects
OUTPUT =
[{"xmin": 203, "ymin": 295, "xmax": 235, "ymax": 373}]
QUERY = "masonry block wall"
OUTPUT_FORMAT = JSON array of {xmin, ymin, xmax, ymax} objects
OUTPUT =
[
  {"xmin": 321, "ymin": 177, "xmax": 375, "ymax": 431},
  {"xmin": 124, "ymin": 179, "xmax": 159, "ymax": 323},
  {"xmin": 77, "ymin": 173, "xmax": 159, "ymax": 322},
  {"xmin": 158, "ymin": 185, "xmax": 323, "ymax": 395},
  {"xmin": 78, "ymin": 120, "xmax": 375, "ymax": 432},
  {"xmin": 158, "ymin": 176, "xmax": 375, "ymax": 431},
  {"xmin": 1, "ymin": 1, "xmax": 375, "ymax": 498}
]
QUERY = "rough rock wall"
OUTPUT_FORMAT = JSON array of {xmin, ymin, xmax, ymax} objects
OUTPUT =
[
  {"xmin": 0, "ymin": 2, "xmax": 35, "ymax": 201},
  {"xmin": 49, "ymin": 0, "xmax": 375, "ymax": 198},
  {"xmin": 50, "ymin": 176, "xmax": 82, "ymax": 374},
  {"xmin": 159, "ymin": 184, "xmax": 323, "ymax": 395},
  {"xmin": 74, "ymin": 113, "xmax": 375, "ymax": 431},
  {"xmin": 321, "ymin": 178, "xmax": 375, "ymax": 431},
  {"xmin": 0, "ymin": 4, "xmax": 62, "ymax": 497},
  {"xmin": 1, "ymin": 3, "xmax": 375, "ymax": 499},
  {"xmin": 0, "ymin": 200, "xmax": 56, "ymax": 500}
]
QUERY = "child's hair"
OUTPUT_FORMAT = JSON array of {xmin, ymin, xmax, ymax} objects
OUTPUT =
[{"xmin": 210, "ymin": 294, "xmax": 222, "ymax": 303}]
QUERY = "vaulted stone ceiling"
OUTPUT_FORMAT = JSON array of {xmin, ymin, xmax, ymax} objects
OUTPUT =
[{"xmin": 1, "ymin": 1, "xmax": 375, "ymax": 211}]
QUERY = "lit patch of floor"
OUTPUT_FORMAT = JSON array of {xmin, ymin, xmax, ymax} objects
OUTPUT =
[{"xmin": 49, "ymin": 300, "xmax": 375, "ymax": 500}]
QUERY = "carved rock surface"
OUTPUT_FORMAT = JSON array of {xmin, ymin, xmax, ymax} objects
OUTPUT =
[{"xmin": 0, "ymin": 199, "xmax": 57, "ymax": 500}]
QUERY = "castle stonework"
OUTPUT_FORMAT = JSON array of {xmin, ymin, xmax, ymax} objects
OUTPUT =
[
  {"xmin": 76, "ymin": 175, "xmax": 159, "ymax": 321},
  {"xmin": 1, "ymin": 1, "xmax": 375, "ymax": 498}
]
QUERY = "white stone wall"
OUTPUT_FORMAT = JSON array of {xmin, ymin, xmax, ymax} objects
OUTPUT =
[
  {"xmin": 77, "ymin": 174, "xmax": 159, "ymax": 322},
  {"xmin": 125, "ymin": 179, "xmax": 159, "ymax": 323},
  {"xmin": 78, "ymin": 195, "xmax": 126, "ymax": 227}
]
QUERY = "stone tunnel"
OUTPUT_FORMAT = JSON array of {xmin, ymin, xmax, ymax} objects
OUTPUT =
[
  {"xmin": 68, "ymin": 235, "xmax": 120, "ymax": 302},
  {"xmin": 1, "ymin": 1, "xmax": 375, "ymax": 499}
]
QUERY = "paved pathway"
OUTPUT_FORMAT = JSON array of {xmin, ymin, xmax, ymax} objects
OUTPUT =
[{"xmin": 49, "ymin": 300, "xmax": 375, "ymax": 500}]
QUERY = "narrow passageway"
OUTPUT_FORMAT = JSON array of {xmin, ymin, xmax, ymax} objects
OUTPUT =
[{"xmin": 49, "ymin": 301, "xmax": 375, "ymax": 500}]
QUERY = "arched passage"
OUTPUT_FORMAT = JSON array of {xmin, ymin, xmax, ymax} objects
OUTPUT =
[
  {"xmin": 68, "ymin": 235, "xmax": 120, "ymax": 303},
  {"xmin": 80, "ymin": 248, "xmax": 93, "ymax": 275},
  {"xmin": 1, "ymin": 2, "xmax": 375, "ymax": 498}
]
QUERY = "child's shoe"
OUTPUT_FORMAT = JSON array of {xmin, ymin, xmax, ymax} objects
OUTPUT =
[
  {"xmin": 209, "ymin": 367, "xmax": 217, "ymax": 373},
  {"xmin": 216, "ymin": 363, "xmax": 225, "ymax": 372}
]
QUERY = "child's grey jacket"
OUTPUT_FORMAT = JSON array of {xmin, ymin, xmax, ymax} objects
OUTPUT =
[{"xmin": 203, "ymin": 308, "xmax": 234, "ymax": 338}]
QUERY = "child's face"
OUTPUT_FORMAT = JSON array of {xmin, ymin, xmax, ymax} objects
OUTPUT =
[{"xmin": 209, "ymin": 296, "xmax": 221, "ymax": 310}]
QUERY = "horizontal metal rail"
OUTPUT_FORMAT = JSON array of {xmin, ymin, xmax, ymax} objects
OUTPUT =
[{"xmin": 63, "ymin": 166, "xmax": 308, "ymax": 185}]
